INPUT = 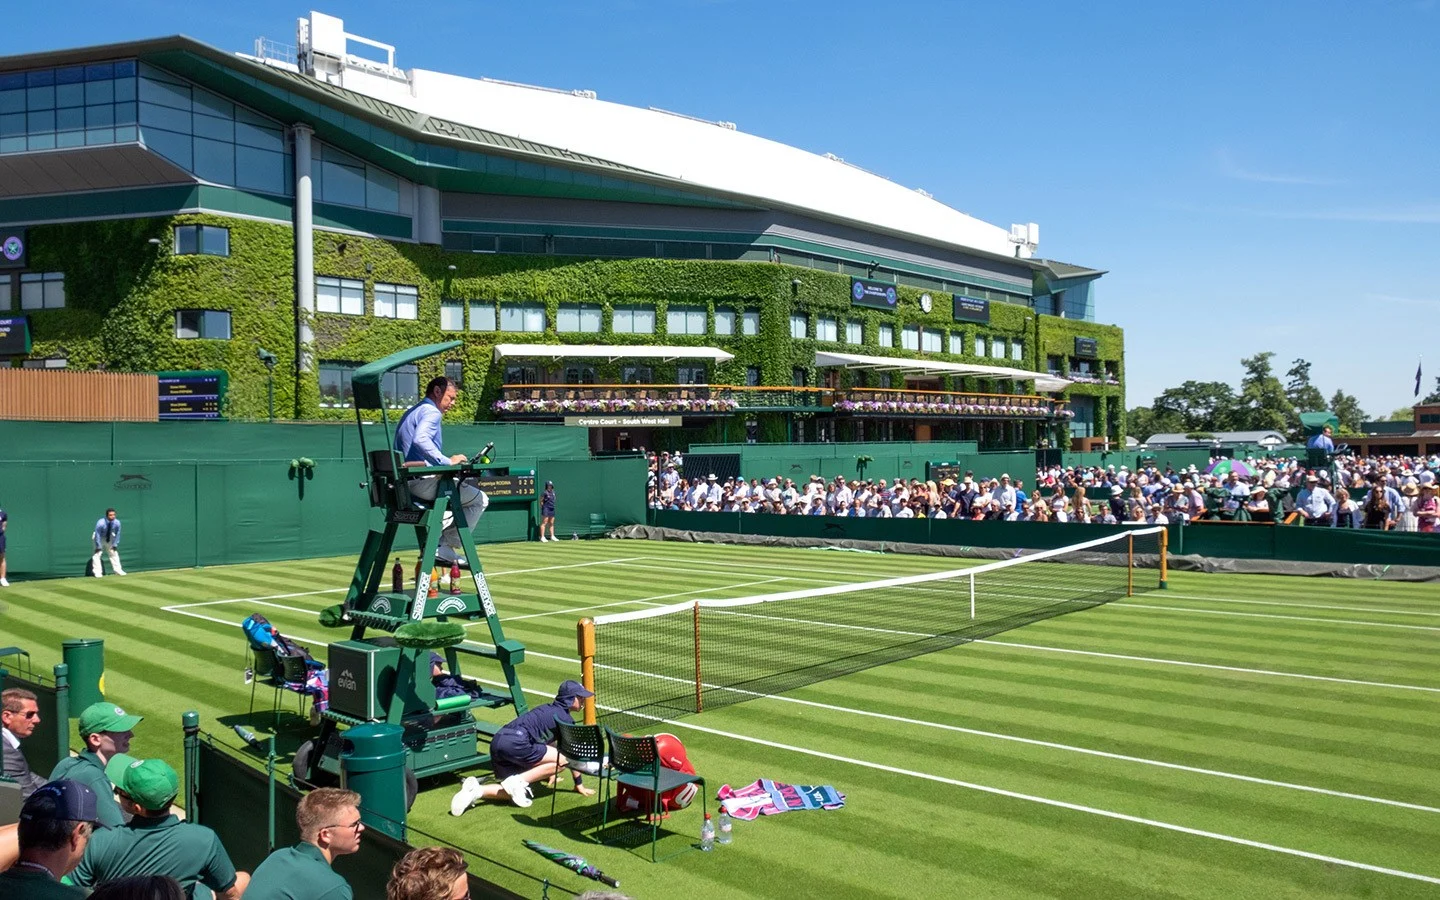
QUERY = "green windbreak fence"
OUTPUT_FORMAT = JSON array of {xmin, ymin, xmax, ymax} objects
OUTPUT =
[
  {"xmin": 536, "ymin": 456, "xmax": 648, "ymax": 538},
  {"xmin": 0, "ymin": 421, "xmax": 589, "ymax": 466}
]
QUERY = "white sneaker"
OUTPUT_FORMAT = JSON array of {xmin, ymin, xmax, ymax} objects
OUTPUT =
[
  {"xmin": 93, "ymin": 570, "xmax": 103, "ymax": 578},
  {"xmin": 501, "ymin": 774, "xmax": 533, "ymax": 808},
  {"xmin": 114, "ymin": 570, "xmax": 127, "ymax": 576},
  {"xmin": 0, "ymin": 578, "xmax": 8, "ymax": 587},
  {"xmin": 450, "ymin": 777, "xmax": 483, "ymax": 817},
  {"xmin": 539, "ymin": 536, "xmax": 547, "ymax": 542}
]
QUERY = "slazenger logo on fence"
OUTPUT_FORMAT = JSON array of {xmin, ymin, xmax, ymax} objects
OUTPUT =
[
  {"xmin": 114, "ymin": 474, "xmax": 153, "ymax": 491},
  {"xmin": 474, "ymin": 573, "xmax": 496, "ymax": 617}
]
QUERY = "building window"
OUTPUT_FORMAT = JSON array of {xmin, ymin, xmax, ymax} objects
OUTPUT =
[
  {"xmin": 469, "ymin": 301, "xmax": 496, "ymax": 331},
  {"xmin": 499, "ymin": 302, "xmax": 545, "ymax": 332},
  {"xmin": 173, "ymin": 224, "xmax": 229, "ymax": 256},
  {"xmin": 845, "ymin": 320, "xmax": 862, "ymax": 344},
  {"xmin": 313, "ymin": 141, "xmax": 400, "ymax": 213},
  {"xmin": 504, "ymin": 365, "xmax": 539, "ymax": 384},
  {"xmin": 1011, "ymin": 339, "xmax": 1024, "ymax": 361},
  {"xmin": 714, "ymin": 309, "xmax": 736, "ymax": 335},
  {"xmin": 975, "ymin": 336, "xmax": 986, "ymax": 357},
  {"xmin": 667, "ymin": 305, "xmax": 707, "ymax": 335},
  {"xmin": 878, "ymin": 324, "xmax": 894, "ymax": 348},
  {"xmin": 318, "ymin": 361, "xmax": 359, "ymax": 407},
  {"xmin": 991, "ymin": 338, "xmax": 1005, "ymax": 358},
  {"xmin": 741, "ymin": 311, "xmax": 760, "ymax": 336},
  {"xmin": 1047, "ymin": 355, "xmax": 1064, "ymax": 375},
  {"xmin": 174, "ymin": 309, "xmax": 231, "ymax": 339},
  {"xmin": 21, "ymin": 356, "xmax": 67, "ymax": 369},
  {"xmin": 949, "ymin": 333, "xmax": 963, "ymax": 355},
  {"xmin": 316, "ymin": 276, "xmax": 363, "ymax": 316},
  {"xmin": 677, "ymin": 366, "xmax": 708, "ymax": 384},
  {"xmin": 444, "ymin": 359, "xmax": 463, "ymax": 388},
  {"xmin": 374, "ymin": 283, "xmax": 418, "ymax": 320},
  {"xmin": 563, "ymin": 365, "xmax": 596, "ymax": 385},
  {"xmin": 380, "ymin": 364, "xmax": 420, "ymax": 408},
  {"xmin": 745, "ymin": 366, "xmax": 760, "ymax": 386},
  {"xmin": 792, "ymin": 366, "xmax": 808, "ymax": 387},
  {"xmin": 789, "ymin": 313, "xmax": 809, "ymax": 339},
  {"xmin": 0, "ymin": 278, "xmax": 9, "ymax": 310},
  {"xmin": 612, "ymin": 305, "xmax": 655, "ymax": 334},
  {"xmin": 816, "ymin": 316, "xmax": 838, "ymax": 342},
  {"xmin": 440, "ymin": 300, "xmax": 464, "ymax": 332},
  {"xmin": 901, "ymin": 324, "xmax": 920, "ymax": 351},
  {"xmin": 622, "ymin": 365, "xmax": 653, "ymax": 384},
  {"xmin": 19, "ymin": 272, "xmax": 65, "ymax": 310},
  {"xmin": 557, "ymin": 303, "xmax": 602, "ymax": 333},
  {"xmin": 922, "ymin": 328, "xmax": 942, "ymax": 353}
]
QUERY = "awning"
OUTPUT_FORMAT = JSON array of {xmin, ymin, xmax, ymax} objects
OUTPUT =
[
  {"xmin": 813, "ymin": 350, "xmax": 1071, "ymax": 392},
  {"xmin": 493, "ymin": 343, "xmax": 734, "ymax": 363}
]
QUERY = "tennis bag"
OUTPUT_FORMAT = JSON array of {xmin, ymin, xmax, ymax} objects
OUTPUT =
[{"xmin": 614, "ymin": 732, "xmax": 699, "ymax": 813}]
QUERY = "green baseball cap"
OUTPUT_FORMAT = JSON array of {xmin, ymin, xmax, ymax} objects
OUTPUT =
[
  {"xmin": 78, "ymin": 702, "xmax": 143, "ymax": 737},
  {"xmin": 105, "ymin": 754, "xmax": 179, "ymax": 810}
]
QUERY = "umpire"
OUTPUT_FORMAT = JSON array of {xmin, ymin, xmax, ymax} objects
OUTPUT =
[{"xmin": 67, "ymin": 755, "xmax": 248, "ymax": 899}]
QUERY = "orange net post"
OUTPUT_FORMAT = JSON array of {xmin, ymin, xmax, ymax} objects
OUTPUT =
[
  {"xmin": 1127, "ymin": 534, "xmax": 1134, "ymax": 597},
  {"xmin": 1159, "ymin": 527, "xmax": 1169, "ymax": 589},
  {"xmin": 693, "ymin": 602, "xmax": 703, "ymax": 715},
  {"xmin": 577, "ymin": 618, "xmax": 597, "ymax": 726}
]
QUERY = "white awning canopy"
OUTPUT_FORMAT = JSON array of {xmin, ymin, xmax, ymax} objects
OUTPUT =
[
  {"xmin": 813, "ymin": 350, "xmax": 1072, "ymax": 393},
  {"xmin": 493, "ymin": 343, "xmax": 735, "ymax": 363}
]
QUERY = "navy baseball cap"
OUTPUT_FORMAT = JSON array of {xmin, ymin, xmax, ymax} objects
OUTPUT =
[
  {"xmin": 21, "ymin": 779, "xmax": 99, "ymax": 824},
  {"xmin": 556, "ymin": 679, "xmax": 594, "ymax": 702}
]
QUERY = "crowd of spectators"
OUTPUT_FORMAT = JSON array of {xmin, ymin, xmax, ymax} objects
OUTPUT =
[{"xmin": 645, "ymin": 450, "xmax": 1440, "ymax": 532}]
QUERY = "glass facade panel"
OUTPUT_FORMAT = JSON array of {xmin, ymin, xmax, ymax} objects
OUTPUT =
[
  {"xmin": 878, "ymin": 324, "xmax": 894, "ymax": 348},
  {"xmin": 20, "ymin": 272, "xmax": 65, "ymax": 310},
  {"xmin": 789, "ymin": 313, "xmax": 808, "ymax": 339},
  {"xmin": 440, "ymin": 300, "xmax": 464, "ymax": 331},
  {"xmin": 991, "ymin": 338, "xmax": 1005, "ymax": 358},
  {"xmin": 975, "ymin": 336, "xmax": 986, "ymax": 357},
  {"xmin": 1011, "ymin": 339, "xmax": 1024, "ymax": 361},
  {"xmin": 500, "ymin": 303, "xmax": 545, "ymax": 332},
  {"xmin": 316, "ymin": 276, "xmax": 364, "ymax": 315},
  {"xmin": 845, "ymin": 320, "xmax": 862, "ymax": 344},
  {"xmin": 374, "ymin": 283, "xmax": 418, "ymax": 320},
  {"xmin": 558, "ymin": 303, "xmax": 602, "ymax": 333},
  {"xmin": 175, "ymin": 309, "xmax": 231, "ymax": 339},
  {"xmin": 0, "ymin": 280, "xmax": 10, "ymax": 311},
  {"xmin": 714, "ymin": 310, "xmax": 735, "ymax": 335},
  {"xmin": 922, "ymin": 328, "xmax": 942, "ymax": 353},
  {"xmin": 319, "ymin": 362, "xmax": 357, "ymax": 407},
  {"xmin": 667, "ymin": 305, "xmax": 706, "ymax": 335},
  {"xmin": 741, "ymin": 311, "xmax": 759, "ymax": 335},
  {"xmin": 816, "ymin": 316, "xmax": 838, "ymax": 342},
  {"xmin": 469, "ymin": 301, "xmax": 496, "ymax": 331},
  {"xmin": 613, "ymin": 306, "xmax": 655, "ymax": 334},
  {"xmin": 901, "ymin": 325, "xmax": 919, "ymax": 350}
]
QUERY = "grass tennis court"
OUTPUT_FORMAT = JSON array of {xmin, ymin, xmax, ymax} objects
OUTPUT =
[{"xmin": 3, "ymin": 538, "xmax": 1439, "ymax": 898}]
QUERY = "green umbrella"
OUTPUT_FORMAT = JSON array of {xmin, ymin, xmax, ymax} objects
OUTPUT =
[
  {"xmin": 1204, "ymin": 459, "xmax": 1255, "ymax": 479},
  {"xmin": 522, "ymin": 839, "xmax": 620, "ymax": 888}
]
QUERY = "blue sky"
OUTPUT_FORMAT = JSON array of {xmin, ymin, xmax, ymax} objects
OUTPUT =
[{"xmin": 10, "ymin": 1, "xmax": 1437, "ymax": 419}]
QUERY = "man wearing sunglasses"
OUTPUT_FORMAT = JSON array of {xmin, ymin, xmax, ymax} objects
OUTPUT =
[
  {"xmin": 2, "ymin": 688, "xmax": 46, "ymax": 801},
  {"xmin": 244, "ymin": 787, "xmax": 361, "ymax": 900}
]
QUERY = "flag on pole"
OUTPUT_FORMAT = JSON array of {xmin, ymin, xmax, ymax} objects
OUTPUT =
[{"xmin": 1417, "ymin": 358, "xmax": 1424, "ymax": 398}]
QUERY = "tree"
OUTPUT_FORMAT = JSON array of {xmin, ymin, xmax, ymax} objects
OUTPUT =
[
  {"xmin": 1234, "ymin": 352, "xmax": 1297, "ymax": 435},
  {"xmin": 1126, "ymin": 406, "xmax": 1171, "ymax": 442},
  {"xmin": 1389, "ymin": 406, "xmax": 1415, "ymax": 422},
  {"xmin": 1285, "ymin": 359, "xmax": 1326, "ymax": 413},
  {"xmin": 1329, "ymin": 390, "xmax": 1365, "ymax": 434},
  {"xmin": 1150, "ymin": 381, "xmax": 1237, "ymax": 434},
  {"xmin": 1424, "ymin": 376, "xmax": 1440, "ymax": 405}
]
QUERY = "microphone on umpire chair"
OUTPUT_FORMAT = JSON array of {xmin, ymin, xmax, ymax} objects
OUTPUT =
[{"xmin": 475, "ymin": 441, "xmax": 494, "ymax": 462}]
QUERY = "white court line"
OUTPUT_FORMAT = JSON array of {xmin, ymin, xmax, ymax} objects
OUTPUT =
[
  {"xmin": 497, "ymin": 577, "xmax": 787, "ymax": 623},
  {"xmin": 1112, "ymin": 603, "xmax": 1440, "ymax": 633},
  {"xmin": 477, "ymin": 676, "xmax": 1440, "ymax": 887},
  {"xmin": 1161, "ymin": 593, "xmax": 1440, "ymax": 618},
  {"xmin": 163, "ymin": 558, "xmax": 649, "ymax": 611},
  {"xmin": 977, "ymin": 640, "xmax": 1440, "ymax": 694}
]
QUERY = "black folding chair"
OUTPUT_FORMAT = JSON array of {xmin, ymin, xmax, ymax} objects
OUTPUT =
[
  {"xmin": 548, "ymin": 718, "xmax": 609, "ymax": 830},
  {"xmin": 601, "ymin": 728, "xmax": 707, "ymax": 862}
]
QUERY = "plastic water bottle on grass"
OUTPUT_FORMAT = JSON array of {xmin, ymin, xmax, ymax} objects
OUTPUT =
[
  {"xmin": 717, "ymin": 809, "xmax": 733, "ymax": 845},
  {"xmin": 700, "ymin": 813, "xmax": 715, "ymax": 851}
]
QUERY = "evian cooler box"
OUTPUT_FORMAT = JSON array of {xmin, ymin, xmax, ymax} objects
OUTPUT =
[{"xmin": 327, "ymin": 640, "xmax": 400, "ymax": 721}]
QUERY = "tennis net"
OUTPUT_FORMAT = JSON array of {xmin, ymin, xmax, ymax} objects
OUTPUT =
[{"xmin": 580, "ymin": 526, "xmax": 1167, "ymax": 733}]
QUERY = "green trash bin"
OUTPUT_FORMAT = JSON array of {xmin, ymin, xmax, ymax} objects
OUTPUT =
[
  {"xmin": 339, "ymin": 724, "xmax": 408, "ymax": 840},
  {"xmin": 62, "ymin": 639, "xmax": 105, "ymax": 712}
]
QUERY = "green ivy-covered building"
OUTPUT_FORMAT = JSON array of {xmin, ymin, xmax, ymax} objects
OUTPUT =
[{"xmin": 0, "ymin": 12, "xmax": 1126, "ymax": 450}]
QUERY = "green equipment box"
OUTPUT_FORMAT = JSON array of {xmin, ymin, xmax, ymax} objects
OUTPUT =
[{"xmin": 328, "ymin": 641, "xmax": 400, "ymax": 721}]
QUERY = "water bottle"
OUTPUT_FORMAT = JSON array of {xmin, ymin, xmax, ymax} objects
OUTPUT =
[
  {"xmin": 717, "ymin": 809, "xmax": 733, "ymax": 845},
  {"xmin": 449, "ymin": 561, "xmax": 462, "ymax": 594},
  {"xmin": 428, "ymin": 567, "xmax": 440, "ymax": 599},
  {"xmin": 699, "ymin": 813, "xmax": 714, "ymax": 851},
  {"xmin": 391, "ymin": 559, "xmax": 403, "ymax": 593}
]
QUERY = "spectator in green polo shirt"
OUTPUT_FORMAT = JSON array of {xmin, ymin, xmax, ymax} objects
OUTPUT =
[
  {"xmin": 0, "ymin": 780, "xmax": 98, "ymax": 899},
  {"xmin": 48, "ymin": 703, "xmax": 143, "ymax": 831},
  {"xmin": 243, "ymin": 787, "xmax": 361, "ymax": 900},
  {"xmin": 67, "ymin": 754, "xmax": 249, "ymax": 899}
]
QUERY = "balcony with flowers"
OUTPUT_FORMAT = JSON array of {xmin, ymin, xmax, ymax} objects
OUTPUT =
[
  {"xmin": 494, "ymin": 384, "xmax": 832, "ymax": 419},
  {"xmin": 837, "ymin": 387, "xmax": 1070, "ymax": 420}
]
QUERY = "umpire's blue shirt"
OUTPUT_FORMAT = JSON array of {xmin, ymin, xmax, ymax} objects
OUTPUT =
[{"xmin": 393, "ymin": 398, "xmax": 448, "ymax": 466}]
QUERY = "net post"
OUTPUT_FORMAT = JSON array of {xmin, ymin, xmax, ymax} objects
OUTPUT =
[
  {"xmin": 969, "ymin": 574, "xmax": 976, "ymax": 620},
  {"xmin": 577, "ymin": 618, "xmax": 597, "ymax": 726},
  {"xmin": 1159, "ymin": 527, "xmax": 1169, "ymax": 590},
  {"xmin": 693, "ymin": 602, "xmax": 703, "ymax": 715},
  {"xmin": 1127, "ymin": 534, "xmax": 1134, "ymax": 597}
]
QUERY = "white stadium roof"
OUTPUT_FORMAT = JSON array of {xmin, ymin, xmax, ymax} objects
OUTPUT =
[
  {"xmin": 494, "ymin": 344, "xmax": 734, "ymax": 363},
  {"xmin": 286, "ymin": 12, "xmax": 1034, "ymax": 260}
]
